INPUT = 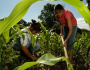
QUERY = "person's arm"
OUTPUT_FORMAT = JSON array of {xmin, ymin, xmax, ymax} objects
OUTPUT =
[
  {"xmin": 20, "ymin": 32, "xmax": 37, "ymax": 60},
  {"xmin": 65, "ymin": 17, "xmax": 73, "ymax": 42},
  {"xmin": 63, "ymin": 17, "xmax": 73, "ymax": 48},
  {"xmin": 22, "ymin": 46, "xmax": 37, "ymax": 60}
]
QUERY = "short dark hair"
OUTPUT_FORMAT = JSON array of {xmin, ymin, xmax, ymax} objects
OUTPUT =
[
  {"xmin": 30, "ymin": 19, "xmax": 41, "ymax": 32},
  {"xmin": 54, "ymin": 4, "xmax": 64, "ymax": 13}
]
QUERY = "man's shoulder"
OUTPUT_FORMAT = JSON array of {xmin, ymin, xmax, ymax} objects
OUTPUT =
[{"xmin": 21, "ymin": 27, "xmax": 29, "ymax": 32}]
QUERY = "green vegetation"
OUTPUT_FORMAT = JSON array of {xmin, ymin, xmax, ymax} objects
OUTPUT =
[
  {"xmin": 0, "ymin": 0, "xmax": 90, "ymax": 70},
  {"xmin": 0, "ymin": 21, "xmax": 90, "ymax": 70}
]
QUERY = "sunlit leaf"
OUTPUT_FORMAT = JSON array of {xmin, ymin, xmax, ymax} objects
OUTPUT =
[
  {"xmin": 0, "ymin": 0, "xmax": 40, "ymax": 35},
  {"xmin": 14, "ymin": 66, "xmax": 21, "ymax": 70},
  {"xmin": 14, "ymin": 53, "xmax": 72, "ymax": 70},
  {"xmin": 3, "ymin": 29, "xmax": 10, "ymax": 43},
  {"xmin": 37, "ymin": 53, "xmax": 69, "ymax": 66},
  {"xmin": 18, "ymin": 62, "xmax": 39, "ymax": 70}
]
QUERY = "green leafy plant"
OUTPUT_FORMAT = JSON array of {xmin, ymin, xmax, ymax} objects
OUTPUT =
[
  {"xmin": 0, "ymin": 0, "xmax": 40, "ymax": 35},
  {"xmin": 14, "ymin": 53, "xmax": 73, "ymax": 70}
]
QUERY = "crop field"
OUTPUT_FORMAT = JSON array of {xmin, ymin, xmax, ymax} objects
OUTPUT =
[
  {"xmin": 0, "ymin": 0, "xmax": 90, "ymax": 70},
  {"xmin": 0, "ymin": 24, "xmax": 90, "ymax": 70}
]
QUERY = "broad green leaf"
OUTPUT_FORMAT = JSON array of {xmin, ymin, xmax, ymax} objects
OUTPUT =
[
  {"xmin": 0, "ymin": 0, "xmax": 40, "ymax": 35},
  {"xmin": 14, "ymin": 53, "xmax": 72, "ymax": 70},
  {"xmin": 62, "ymin": 0, "xmax": 90, "ymax": 27},
  {"xmin": 14, "ymin": 66, "xmax": 21, "ymax": 70},
  {"xmin": 3, "ymin": 29, "xmax": 10, "ymax": 43},
  {"xmin": 36, "ymin": 53, "xmax": 69, "ymax": 66},
  {"xmin": 18, "ymin": 62, "xmax": 39, "ymax": 70}
]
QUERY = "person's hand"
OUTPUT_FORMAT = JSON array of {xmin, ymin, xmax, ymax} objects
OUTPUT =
[
  {"xmin": 63, "ymin": 40, "xmax": 67, "ymax": 48},
  {"xmin": 60, "ymin": 33, "xmax": 63, "ymax": 36}
]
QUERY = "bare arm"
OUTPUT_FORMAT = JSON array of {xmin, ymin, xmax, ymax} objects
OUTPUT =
[
  {"xmin": 22, "ymin": 46, "xmax": 37, "ymax": 60},
  {"xmin": 65, "ymin": 17, "xmax": 73, "ymax": 42}
]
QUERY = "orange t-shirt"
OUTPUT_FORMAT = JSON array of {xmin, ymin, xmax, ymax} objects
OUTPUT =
[{"xmin": 55, "ymin": 10, "xmax": 77, "ymax": 27}]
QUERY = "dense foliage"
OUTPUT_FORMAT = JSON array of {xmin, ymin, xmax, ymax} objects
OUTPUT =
[
  {"xmin": 0, "ymin": 23, "xmax": 90, "ymax": 70},
  {"xmin": 38, "ymin": 3, "xmax": 57, "ymax": 29}
]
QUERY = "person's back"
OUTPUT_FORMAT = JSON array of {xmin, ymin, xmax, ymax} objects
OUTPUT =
[{"xmin": 13, "ymin": 19, "xmax": 41, "ymax": 60}]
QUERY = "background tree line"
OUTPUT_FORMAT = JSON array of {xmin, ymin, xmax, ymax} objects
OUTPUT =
[{"xmin": 0, "ymin": 0, "xmax": 90, "ymax": 35}]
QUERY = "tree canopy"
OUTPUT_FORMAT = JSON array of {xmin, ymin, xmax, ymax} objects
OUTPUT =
[{"xmin": 38, "ymin": 3, "xmax": 58, "ymax": 29}]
